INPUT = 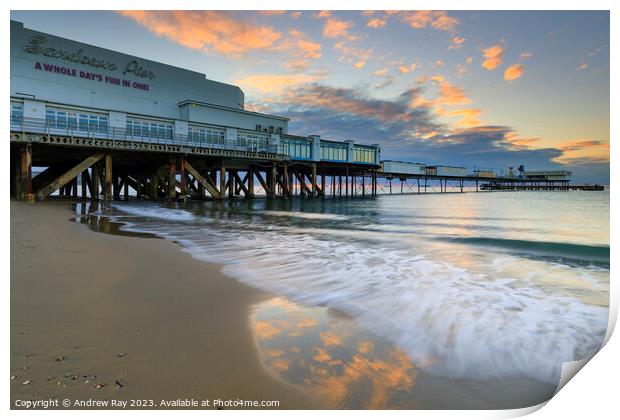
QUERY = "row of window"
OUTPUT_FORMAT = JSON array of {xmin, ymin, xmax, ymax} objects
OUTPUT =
[
  {"xmin": 10, "ymin": 103, "xmax": 378, "ymax": 162},
  {"xmin": 353, "ymin": 147, "xmax": 376, "ymax": 164},
  {"xmin": 11, "ymin": 104, "xmax": 23, "ymax": 126},
  {"xmin": 282, "ymin": 139, "xmax": 312, "ymax": 159},
  {"xmin": 126, "ymin": 119, "xmax": 173, "ymax": 140},
  {"xmin": 189, "ymin": 126, "xmax": 225, "ymax": 144},
  {"xmin": 46, "ymin": 108, "xmax": 108, "ymax": 134},
  {"xmin": 321, "ymin": 144, "xmax": 348, "ymax": 161},
  {"xmin": 238, "ymin": 132, "xmax": 270, "ymax": 151}
]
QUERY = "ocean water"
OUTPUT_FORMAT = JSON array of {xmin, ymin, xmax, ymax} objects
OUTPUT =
[{"xmin": 79, "ymin": 190, "xmax": 609, "ymax": 387}]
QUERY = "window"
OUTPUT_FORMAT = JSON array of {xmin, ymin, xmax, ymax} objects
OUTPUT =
[
  {"xmin": 189, "ymin": 126, "xmax": 225, "ymax": 146},
  {"xmin": 321, "ymin": 143, "xmax": 347, "ymax": 161},
  {"xmin": 79, "ymin": 114, "xmax": 89, "ymax": 131},
  {"xmin": 98, "ymin": 116, "xmax": 108, "ymax": 133},
  {"xmin": 46, "ymin": 109, "xmax": 56, "ymax": 128},
  {"xmin": 56, "ymin": 111, "xmax": 67, "ymax": 129},
  {"xmin": 353, "ymin": 147, "xmax": 376, "ymax": 163},
  {"xmin": 126, "ymin": 118, "xmax": 173, "ymax": 141},
  {"xmin": 67, "ymin": 112, "xmax": 78, "ymax": 130},
  {"xmin": 282, "ymin": 138, "xmax": 312, "ymax": 159},
  {"xmin": 89, "ymin": 115, "xmax": 98, "ymax": 132},
  {"xmin": 11, "ymin": 104, "xmax": 24, "ymax": 127}
]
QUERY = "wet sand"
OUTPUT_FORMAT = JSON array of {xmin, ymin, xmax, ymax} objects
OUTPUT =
[
  {"xmin": 10, "ymin": 200, "xmax": 557, "ymax": 410},
  {"xmin": 10, "ymin": 200, "xmax": 315, "ymax": 408}
]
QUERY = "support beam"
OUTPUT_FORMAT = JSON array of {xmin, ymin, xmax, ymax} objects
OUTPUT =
[
  {"xmin": 283, "ymin": 163, "xmax": 290, "ymax": 198},
  {"xmin": 123, "ymin": 175, "xmax": 129, "ymax": 199},
  {"xmin": 311, "ymin": 163, "xmax": 317, "ymax": 197},
  {"xmin": 269, "ymin": 164, "xmax": 277, "ymax": 198},
  {"xmin": 179, "ymin": 157, "xmax": 187, "ymax": 198},
  {"xmin": 19, "ymin": 144, "xmax": 32, "ymax": 200},
  {"xmin": 104, "ymin": 153, "xmax": 112, "ymax": 202},
  {"xmin": 254, "ymin": 168, "xmax": 270, "ymax": 196},
  {"xmin": 234, "ymin": 172, "xmax": 250, "ymax": 196},
  {"xmin": 184, "ymin": 160, "xmax": 222, "ymax": 199},
  {"xmin": 247, "ymin": 168, "xmax": 255, "ymax": 198},
  {"xmin": 168, "ymin": 156, "xmax": 176, "ymax": 200},
  {"xmin": 219, "ymin": 161, "xmax": 226, "ymax": 201},
  {"xmin": 293, "ymin": 172, "xmax": 312, "ymax": 195},
  {"xmin": 91, "ymin": 163, "xmax": 100, "ymax": 200},
  {"xmin": 35, "ymin": 153, "xmax": 105, "ymax": 201}
]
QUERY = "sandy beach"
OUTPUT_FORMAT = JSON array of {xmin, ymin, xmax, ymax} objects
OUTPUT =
[
  {"xmin": 10, "ymin": 200, "xmax": 560, "ymax": 410},
  {"xmin": 10, "ymin": 200, "xmax": 315, "ymax": 408}
]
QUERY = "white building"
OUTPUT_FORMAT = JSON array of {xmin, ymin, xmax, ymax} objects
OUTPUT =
[{"xmin": 10, "ymin": 20, "xmax": 380, "ymax": 165}]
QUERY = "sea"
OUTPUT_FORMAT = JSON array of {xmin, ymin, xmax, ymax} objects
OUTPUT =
[{"xmin": 76, "ymin": 190, "xmax": 609, "ymax": 400}]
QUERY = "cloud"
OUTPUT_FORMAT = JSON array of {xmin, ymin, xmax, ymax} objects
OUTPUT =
[
  {"xmin": 445, "ymin": 108, "xmax": 483, "ymax": 127},
  {"xmin": 436, "ymin": 80, "xmax": 471, "ymax": 105},
  {"xmin": 399, "ymin": 11, "xmax": 459, "ymax": 32},
  {"xmin": 449, "ymin": 36, "xmax": 465, "ymax": 50},
  {"xmin": 373, "ymin": 68, "xmax": 389, "ymax": 77},
  {"xmin": 258, "ymin": 10, "xmax": 286, "ymax": 16},
  {"xmin": 321, "ymin": 16, "xmax": 355, "ymax": 39},
  {"xmin": 553, "ymin": 139, "xmax": 610, "ymax": 164},
  {"xmin": 520, "ymin": 52, "xmax": 533, "ymax": 59},
  {"xmin": 481, "ymin": 44, "xmax": 505, "ymax": 70},
  {"xmin": 335, "ymin": 41, "xmax": 372, "ymax": 70},
  {"xmin": 504, "ymin": 63, "xmax": 525, "ymax": 81},
  {"xmin": 234, "ymin": 73, "xmax": 324, "ymax": 94},
  {"xmin": 398, "ymin": 63, "xmax": 418, "ymax": 74},
  {"xmin": 117, "ymin": 11, "xmax": 282, "ymax": 55},
  {"xmin": 245, "ymin": 82, "xmax": 607, "ymax": 182},
  {"xmin": 297, "ymin": 39, "xmax": 322, "ymax": 59},
  {"xmin": 290, "ymin": 11, "xmax": 302, "ymax": 19},
  {"xmin": 577, "ymin": 62, "xmax": 589, "ymax": 70},
  {"xmin": 366, "ymin": 17, "xmax": 388, "ymax": 28}
]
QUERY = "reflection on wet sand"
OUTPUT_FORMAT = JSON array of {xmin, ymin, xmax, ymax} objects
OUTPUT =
[{"xmin": 251, "ymin": 297, "xmax": 416, "ymax": 409}]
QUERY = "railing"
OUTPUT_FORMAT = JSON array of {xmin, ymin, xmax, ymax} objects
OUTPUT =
[{"xmin": 10, "ymin": 116, "xmax": 287, "ymax": 156}]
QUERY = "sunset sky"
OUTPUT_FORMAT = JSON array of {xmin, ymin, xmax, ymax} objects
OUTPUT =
[{"xmin": 11, "ymin": 10, "xmax": 610, "ymax": 182}]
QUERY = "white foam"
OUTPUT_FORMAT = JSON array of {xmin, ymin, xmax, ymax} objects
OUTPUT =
[{"xmin": 108, "ymin": 205, "xmax": 609, "ymax": 385}]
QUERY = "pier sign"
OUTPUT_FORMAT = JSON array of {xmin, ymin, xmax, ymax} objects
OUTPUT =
[{"xmin": 33, "ymin": 61, "xmax": 150, "ymax": 91}]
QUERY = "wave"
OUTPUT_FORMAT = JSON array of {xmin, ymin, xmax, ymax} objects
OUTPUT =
[
  {"xmin": 442, "ymin": 236, "xmax": 609, "ymax": 265},
  {"xmin": 100, "ymin": 204, "xmax": 609, "ymax": 386}
]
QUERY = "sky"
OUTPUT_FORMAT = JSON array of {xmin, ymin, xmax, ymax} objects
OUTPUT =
[{"xmin": 11, "ymin": 10, "xmax": 610, "ymax": 182}]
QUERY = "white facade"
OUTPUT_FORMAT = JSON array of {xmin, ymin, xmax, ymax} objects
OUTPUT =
[
  {"xmin": 10, "ymin": 20, "xmax": 288, "ymax": 137},
  {"xmin": 10, "ymin": 20, "xmax": 384, "ymax": 165},
  {"xmin": 381, "ymin": 160, "xmax": 426, "ymax": 175}
]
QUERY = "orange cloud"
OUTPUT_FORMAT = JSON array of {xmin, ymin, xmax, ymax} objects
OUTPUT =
[
  {"xmin": 504, "ymin": 63, "xmax": 525, "ymax": 81},
  {"xmin": 290, "ymin": 11, "xmax": 302, "ymax": 19},
  {"xmin": 449, "ymin": 36, "xmax": 465, "ymax": 50},
  {"xmin": 117, "ymin": 11, "xmax": 281, "ymax": 55},
  {"xmin": 578, "ymin": 62, "xmax": 589, "ymax": 70},
  {"xmin": 553, "ymin": 139, "xmax": 610, "ymax": 164},
  {"xmin": 367, "ymin": 17, "xmax": 387, "ymax": 28},
  {"xmin": 481, "ymin": 44, "xmax": 505, "ymax": 70},
  {"xmin": 398, "ymin": 63, "xmax": 417, "ymax": 74},
  {"xmin": 297, "ymin": 39, "xmax": 322, "ymax": 59},
  {"xmin": 323, "ymin": 17, "xmax": 354, "ymax": 39},
  {"xmin": 373, "ymin": 68, "xmax": 389, "ymax": 77},
  {"xmin": 399, "ymin": 11, "xmax": 459, "ymax": 32},
  {"xmin": 258, "ymin": 10, "xmax": 286, "ymax": 16},
  {"xmin": 235, "ymin": 73, "xmax": 323, "ymax": 94},
  {"xmin": 335, "ymin": 41, "xmax": 372, "ymax": 70},
  {"xmin": 437, "ymin": 81, "xmax": 471, "ymax": 105},
  {"xmin": 446, "ymin": 108, "xmax": 483, "ymax": 127}
]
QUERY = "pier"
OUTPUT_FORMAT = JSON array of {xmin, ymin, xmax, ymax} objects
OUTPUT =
[
  {"xmin": 10, "ymin": 20, "xmax": 596, "ymax": 204},
  {"xmin": 10, "ymin": 118, "xmax": 594, "ymax": 202}
]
